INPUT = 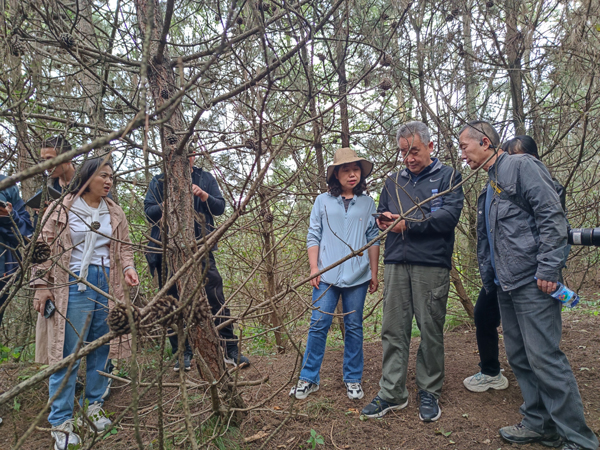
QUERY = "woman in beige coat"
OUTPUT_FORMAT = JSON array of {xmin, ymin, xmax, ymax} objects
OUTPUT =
[{"xmin": 31, "ymin": 157, "xmax": 138, "ymax": 450}]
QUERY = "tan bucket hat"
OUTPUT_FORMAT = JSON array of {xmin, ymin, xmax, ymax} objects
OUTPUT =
[{"xmin": 326, "ymin": 147, "xmax": 374, "ymax": 183}]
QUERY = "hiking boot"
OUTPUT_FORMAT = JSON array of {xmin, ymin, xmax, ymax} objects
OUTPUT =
[
  {"xmin": 499, "ymin": 423, "xmax": 562, "ymax": 447},
  {"xmin": 174, "ymin": 354, "xmax": 192, "ymax": 372},
  {"xmin": 360, "ymin": 395, "xmax": 408, "ymax": 418},
  {"xmin": 51, "ymin": 419, "xmax": 81, "ymax": 450},
  {"xmin": 86, "ymin": 402, "xmax": 112, "ymax": 432},
  {"xmin": 463, "ymin": 371, "xmax": 509, "ymax": 392},
  {"xmin": 224, "ymin": 348, "xmax": 250, "ymax": 368},
  {"xmin": 289, "ymin": 380, "xmax": 319, "ymax": 399},
  {"xmin": 345, "ymin": 382, "xmax": 364, "ymax": 400},
  {"xmin": 418, "ymin": 390, "xmax": 441, "ymax": 422}
]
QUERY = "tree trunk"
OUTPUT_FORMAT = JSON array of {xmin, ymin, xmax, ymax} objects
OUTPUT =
[
  {"xmin": 134, "ymin": 0, "xmax": 242, "ymax": 409},
  {"xmin": 258, "ymin": 187, "xmax": 284, "ymax": 353},
  {"xmin": 505, "ymin": 0, "xmax": 526, "ymax": 135},
  {"xmin": 462, "ymin": 0, "xmax": 477, "ymax": 120},
  {"xmin": 450, "ymin": 264, "xmax": 474, "ymax": 319}
]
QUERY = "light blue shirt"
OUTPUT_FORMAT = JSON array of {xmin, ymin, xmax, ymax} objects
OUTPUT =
[{"xmin": 307, "ymin": 193, "xmax": 380, "ymax": 287}]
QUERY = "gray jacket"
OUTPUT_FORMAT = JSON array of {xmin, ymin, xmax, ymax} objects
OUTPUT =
[{"xmin": 477, "ymin": 153, "xmax": 568, "ymax": 292}]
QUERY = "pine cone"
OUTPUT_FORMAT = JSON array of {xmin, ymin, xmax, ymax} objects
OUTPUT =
[
  {"xmin": 147, "ymin": 295, "xmax": 180, "ymax": 327},
  {"xmin": 379, "ymin": 78, "xmax": 393, "ymax": 91},
  {"xmin": 191, "ymin": 297, "xmax": 209, "ymax": 324},
  {"xmin": 90, "ymin": 221, "xmax": 100, "ymax": 231},
  {"xmin": 31, "ymin": 242, "xmax": 51, "ymax": 264},
  {"xmin": 11, "ymin": 36, "xmax": 25, "ymax": 57},
  {"xmin": 35, "ymin": 269, "xmax": 46, "ymax": 278},
  {"xmin": 264, "ymin": 212, "xmax": 274, "ymax": 223},
  {"xmin": 245, "ymin": 138, "xmax": 256, "ymax": 149},
  {"xmin": 59, "ymin": 33, "xmax": 75, "ymax": 49},
  {"xmin": 486, "ymin": 1, "xmax": 494, "ymax": 7},
  {"xmin": 451, "ymin": 8, "xmax": 460, "ymax": 16},
  {"xmin": 380, "ymin": 53, "xmax": 393, "ymax": 67},
  {"xmin": 236, "ymin": 17, "xmax": 244, "ymax": 25},
  {"xmin": 317, "ymin": 53, "xmax": 326, "ymax": 62},
  {"xmin": 160, "ymin": 89, "xmax": 170, "ymax": 99},
  {"xmin": 166, "ymin": 134, "xmax": 179, "ymax": 145},
  {"xmin": 446, "ymin": 14, "xmax": 455, "ymax": 22},
  {"xmin": 108, "ymin": 303, "xmax": 141, "ymax": 335}
]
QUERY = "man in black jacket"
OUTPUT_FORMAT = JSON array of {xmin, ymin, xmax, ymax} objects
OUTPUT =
[
  {"xmin": 361, "ymin": 121, "xmax": 464, "ymax": 422},
  {"xmin": 144, "ymin": 156, "xmax": 249, "ymax": 371}
]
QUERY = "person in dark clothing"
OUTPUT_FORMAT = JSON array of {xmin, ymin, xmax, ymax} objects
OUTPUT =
[
  {"xmin": 461, "ymin": 121, "xmax": 597, "ymax": 450},
  {"xmin": 463, "ymin": 135, "xmax": 567, "ymax": 393},
  {"xmin": 144, "ymin": 155, "xmax": 249, "ymax": 371},
  {"xmin": 361, "ymin": 121, "xmax": 464, "ymax": 423},
  {"xmin": 40, "ymin": 136, "xmax": 77, "ymax": 193},
  {"xmin": 0, "ymin": 176, "xmax": 34, "ymax": 329}
]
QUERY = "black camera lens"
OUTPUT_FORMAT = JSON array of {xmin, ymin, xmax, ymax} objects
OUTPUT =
[{"xmin": 568, "ymin": 228, "xmax": 600, "ymax": 247}]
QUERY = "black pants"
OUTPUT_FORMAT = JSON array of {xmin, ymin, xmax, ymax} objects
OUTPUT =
[
  {"xmin": 152, "ymin": 253, "xmax": 238, "ymax": 358},
  {"xmin": 474, "ymin": 286, "xmax": 501, "ymax": 376}
]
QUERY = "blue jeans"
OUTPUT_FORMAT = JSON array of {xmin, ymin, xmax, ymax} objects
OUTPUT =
[
  {"xmin": 48, "ymin": 265, "xmax": 111, "ymax": 426},
  {"xmin": 300, "ymin": 281, "xmax": 368, "ymax": 385},
  {"xmin": 498, "ymin": 280, "xmax": 598, "ymax": 449}
]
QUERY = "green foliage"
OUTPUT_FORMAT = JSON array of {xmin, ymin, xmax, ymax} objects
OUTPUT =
[
  {"xmin": 306, "ymin": 429, "xmax": 325, "ymax": 449},
  {"xmin": 0, "ymin": 345, "xmax": 21, "ymax": 363}
]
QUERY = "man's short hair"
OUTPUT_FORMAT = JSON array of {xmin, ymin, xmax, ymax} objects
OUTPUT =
[
  {"xmin": 396, "ymin": 121, "xmax": 431, "ymax": 145},
  {"xmin": 459, "ymin": 121, "xmax": 500, "ymax": 149},
  {"xmin": 41, "ymin": 135, "xmax": 72, "ymax": 155}
]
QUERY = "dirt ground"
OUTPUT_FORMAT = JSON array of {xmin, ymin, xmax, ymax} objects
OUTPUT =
[{"xmin": 1, "ymin": 312, "xmax": 599, "ymax": 450}]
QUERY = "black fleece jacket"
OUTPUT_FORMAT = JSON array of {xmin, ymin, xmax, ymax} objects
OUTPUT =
[{"xmin": 377, "ymin": 159, "xmax": 464, "ymax": 269}]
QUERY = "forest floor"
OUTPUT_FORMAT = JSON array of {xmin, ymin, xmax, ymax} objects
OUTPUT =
[{"xmin": 1, "ymin": 311, "xmax": 599, "ymax": 450}]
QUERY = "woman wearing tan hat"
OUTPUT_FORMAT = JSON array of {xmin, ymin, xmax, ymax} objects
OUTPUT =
[{"xmin": 290, "ymin": 148, "xmax": 380, "ymax": 401}]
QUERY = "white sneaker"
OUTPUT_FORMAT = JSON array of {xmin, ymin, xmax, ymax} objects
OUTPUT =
[
  {"xmin": 345, "ymin": 382, "xmax": 364, "ymax": 400},
  {"xmin": 463, "ymin": 371, "xmax": 509, "ymax": 392},
  {"xmin": 51, "ymin": 419, "xmax": 81, "ymax": 450},
  {"xmin": 289, "ymin": 380, "xmax": 319, "ymax": 400},
  {"xmin": 86, "ymin": 402, "xmax": 112, "ymax": 432}
]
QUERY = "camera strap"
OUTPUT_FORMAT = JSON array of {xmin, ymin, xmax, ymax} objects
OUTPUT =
[{"xmin": 489, "ymin": 179, "xmax": 534, "ymax": 217}]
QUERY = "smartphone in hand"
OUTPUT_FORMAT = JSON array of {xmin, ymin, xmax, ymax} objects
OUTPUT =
[
  {"xmin": 372, "ymin": 213, "xmax": 393, "ymax": 222},
  {"xmin": 44, "ymin": 299, "xmax": 56, "ymax": 319}
]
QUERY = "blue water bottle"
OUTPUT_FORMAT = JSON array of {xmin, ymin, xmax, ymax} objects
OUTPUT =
[
  {"xmin": 549, "ymin": 282, "xmax": 580, "ymax": 308},
  {"xmin": 431, "ymin": 189, "xmax": 442, "ymax": 212}
]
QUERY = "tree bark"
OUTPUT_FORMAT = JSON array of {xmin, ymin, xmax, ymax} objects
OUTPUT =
[
  {"xmin": 134, "ymin": 0, "xmax": 241, "ymax": 406},
  {"xmin": 505, "ymin": 0, "xmax": 526, "ymax": 135}
]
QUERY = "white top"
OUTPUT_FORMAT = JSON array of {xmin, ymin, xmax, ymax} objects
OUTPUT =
[{"xmin": 68, "ymin": 197, "xmax": 112, "ymax": 272}]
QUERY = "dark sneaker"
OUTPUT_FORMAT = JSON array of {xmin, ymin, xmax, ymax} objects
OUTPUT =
[
  {"xmin": 499, "ymin": 423, "xmax": 561, "ymax": 447},
  {"xmin": 418, "ymin": 390, "xmax": 441, "ymax": 422},
  {"xmin": 361, "ymin": 395, "xmax": 408, "ymax": 418},
  {"xmin": 224, "ymin": 348, "xmax": 250, "ymax": 368},
  {"xmin": 174, "ymin": 354, "xmax": 192, "ymax": 372},
  {"xmin": 562, "ymin": 443, "xmax": 583, "ymax": 450},
  {"xmin": 289, "ymin": 380, "xmax": 319, "ymax": 399},
  {"xmin": 345, "ymin": 382, "xmax": 364, "ymax": 400}
]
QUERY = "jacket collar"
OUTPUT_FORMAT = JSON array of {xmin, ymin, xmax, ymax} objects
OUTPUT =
[
  {"xmin": 51, "ymin": 194, "xmax": 122, "ymax": 228},
  {"xmin": 399, "ymin": 157, "xmax": 442, "ymax": 180}
]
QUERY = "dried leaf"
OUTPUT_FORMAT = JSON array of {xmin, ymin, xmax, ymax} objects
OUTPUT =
[{"xmin": 244, "ymin": 431, "xmax": 269, "ymax": 443}]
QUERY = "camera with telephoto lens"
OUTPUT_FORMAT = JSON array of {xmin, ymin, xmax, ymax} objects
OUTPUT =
[{"xmin": 568, "ymin": 228, "xmax": 600, "ymax": 247}]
